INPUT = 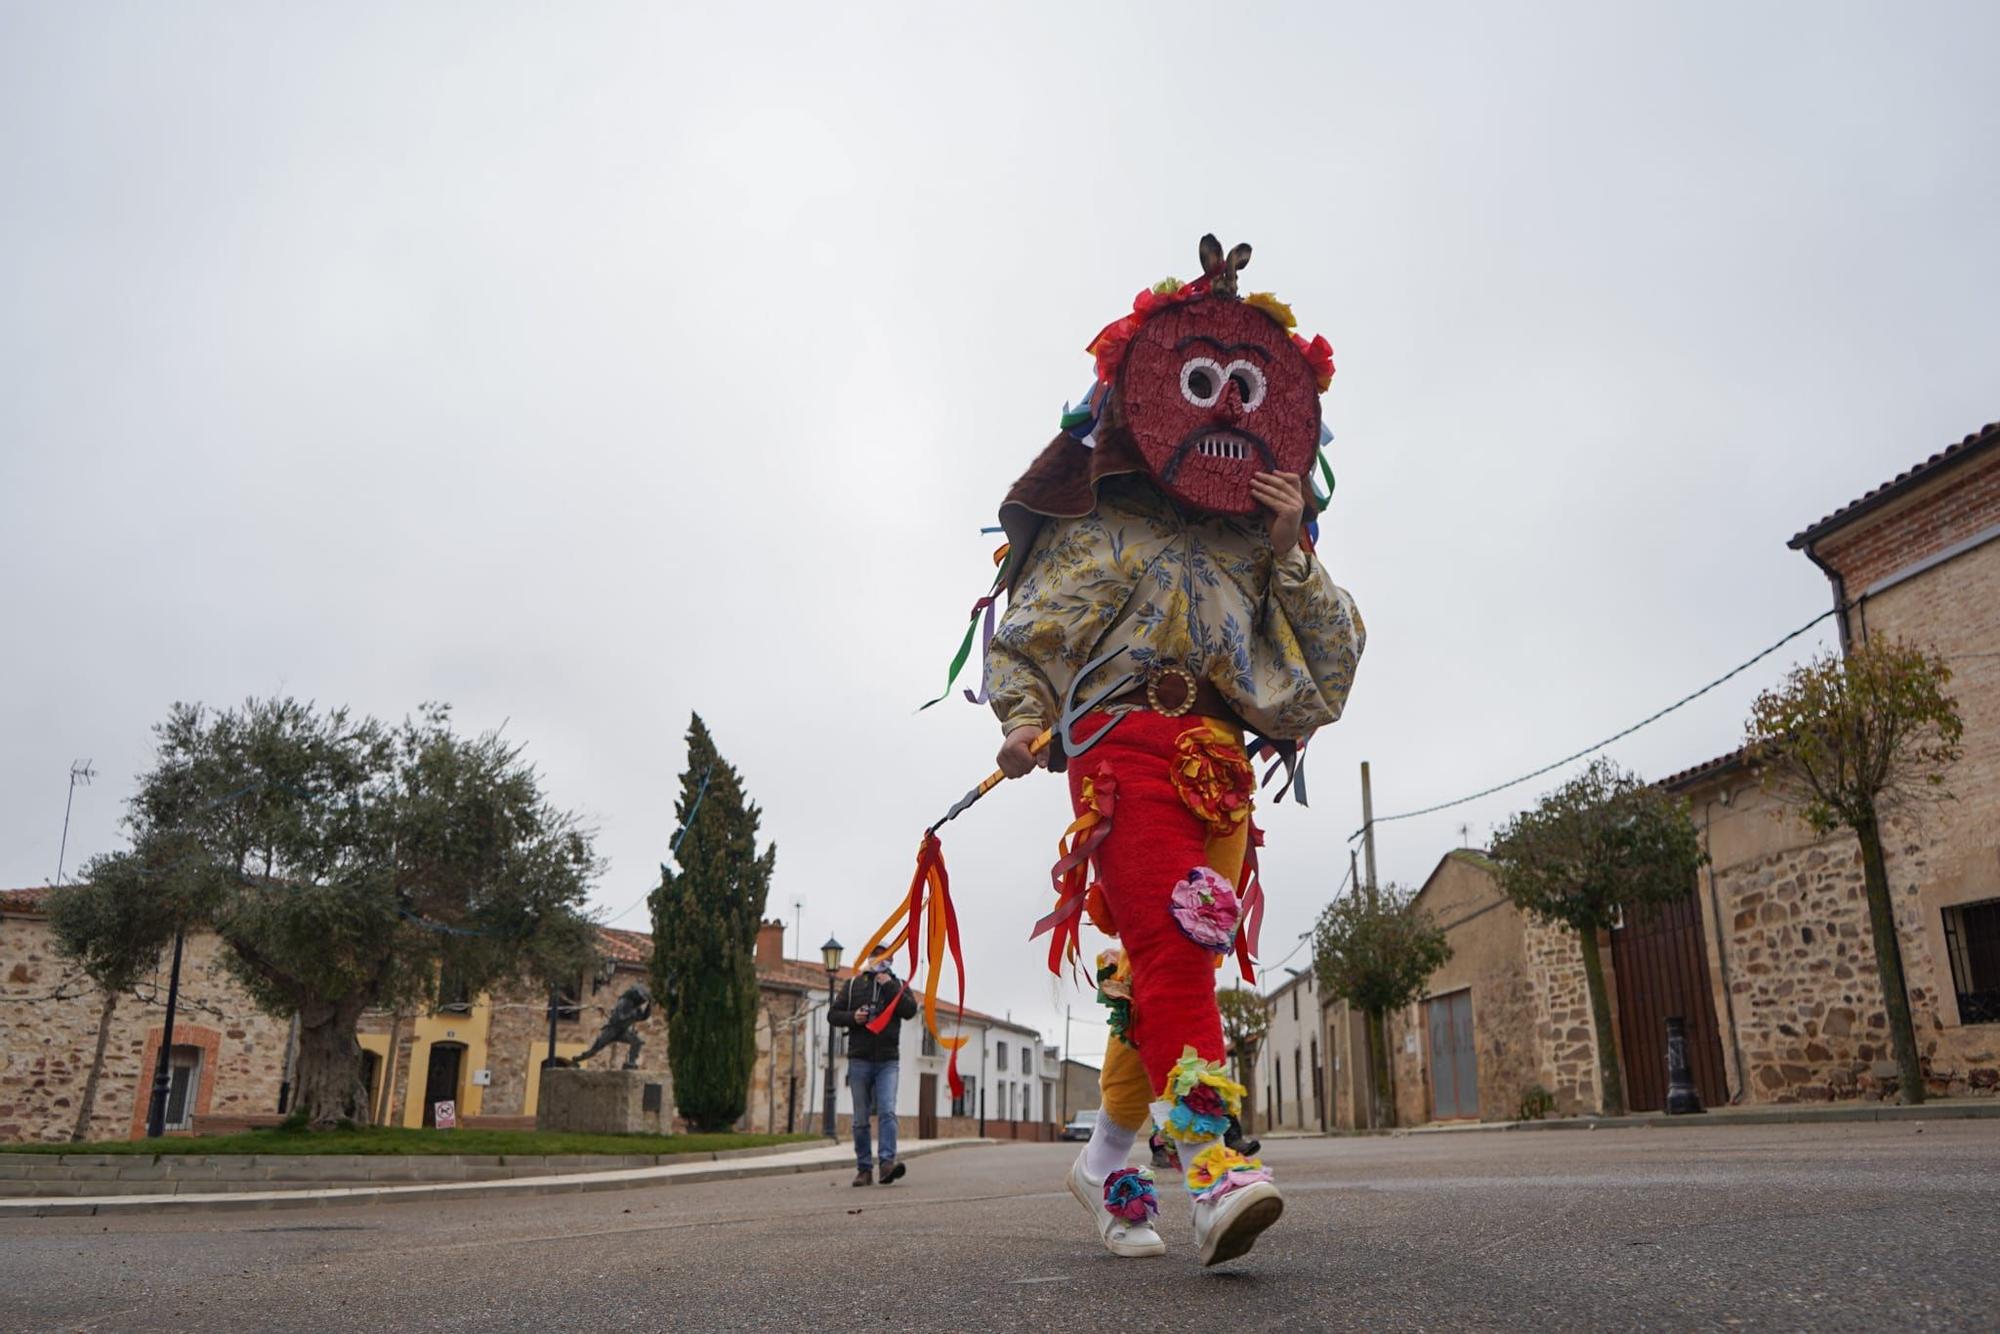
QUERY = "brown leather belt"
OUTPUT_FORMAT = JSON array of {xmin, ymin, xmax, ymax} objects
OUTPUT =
[{"xmin": 1102, "ymin": 672, "xmax": 1240, "ymax": 725}]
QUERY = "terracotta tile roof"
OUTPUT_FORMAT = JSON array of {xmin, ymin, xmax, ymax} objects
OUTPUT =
[
  {"xmin": 1790, "ymin": 422, "xmax": 2000, "ymax": 549},
  {"xmin": 594, "ymin": 925, "xmax": 653, "ymax": 967},
  {"xmin": 1656, "ymin": 746, "xmax": 1751, "ymax": 793},
  {"xmin": 0, "ymin": 887, "xmax": 52, "ymax": 913}
]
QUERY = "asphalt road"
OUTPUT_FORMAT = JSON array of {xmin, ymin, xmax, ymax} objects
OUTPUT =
[{"xmin": 3, "ymin": 1121, "xmax": 1995, "ymax": 1333}]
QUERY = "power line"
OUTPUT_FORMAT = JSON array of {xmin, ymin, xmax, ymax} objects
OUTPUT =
[{"xmin": 1348, "ymin": 606, "xmax": 1839, "ymax": 841}]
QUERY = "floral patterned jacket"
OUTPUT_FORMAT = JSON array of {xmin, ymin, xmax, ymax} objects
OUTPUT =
[{"xmin": 982, "ymin": 475, "xmax": 1365, "ymax": 742}]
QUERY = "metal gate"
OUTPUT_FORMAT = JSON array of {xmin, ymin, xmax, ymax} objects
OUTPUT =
[
  {"xmin": 1426, "ymin": 989, "xmax": 1478, "ymax": 1120},
  {"xmin": 1611, "ymin": 894, "xmax": 1729, "ymax": 1111}
]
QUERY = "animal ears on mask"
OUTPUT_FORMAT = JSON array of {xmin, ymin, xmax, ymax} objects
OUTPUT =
[{"xmin": 1198, "ymin": 234, "xmax": 1253, "ymax": 298}]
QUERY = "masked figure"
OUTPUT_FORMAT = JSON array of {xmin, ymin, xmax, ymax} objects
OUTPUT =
[{"xmin": 983, "ymin": 236, "xmax": 1363, "ymax": 1266}]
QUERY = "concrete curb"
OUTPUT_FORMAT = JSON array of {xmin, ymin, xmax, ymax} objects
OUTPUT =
[
  {"xmin": 0, "ymin": 1138, "xmax": 998, "ymax": 1219},
  {"xmin": 0, "ymin": 1143, "xmax": 857, "ymax": 1197},
  {"xmin": 1394, "ymin": 1099, "xmax": 2000, "ymax": 1136}
]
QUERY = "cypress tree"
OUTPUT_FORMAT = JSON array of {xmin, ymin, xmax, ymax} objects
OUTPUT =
[{"xmin": 649, "ymin": 714, "xmax": 776, "ymax": 1132}]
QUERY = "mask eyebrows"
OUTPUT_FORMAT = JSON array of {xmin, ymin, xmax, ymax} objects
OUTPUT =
[{"xmin": 1173, "ymin": 334, "xmax": 1271, "ymax": 362}]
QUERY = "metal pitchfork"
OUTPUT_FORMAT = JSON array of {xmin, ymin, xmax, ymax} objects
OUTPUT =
[{"xmin": 925, "ymin": 644, "xmax": 1137, "ymax": 835}]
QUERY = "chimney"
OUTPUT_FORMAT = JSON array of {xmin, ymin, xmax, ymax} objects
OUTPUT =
[{"xmin": 755, "ymin": 919, "xmax": 785, "ymax": 969}]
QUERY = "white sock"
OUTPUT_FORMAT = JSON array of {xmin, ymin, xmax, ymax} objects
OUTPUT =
[{"xmin": 1081, "ymin": 1115, "xmax": 1139, "ymax": 1180}]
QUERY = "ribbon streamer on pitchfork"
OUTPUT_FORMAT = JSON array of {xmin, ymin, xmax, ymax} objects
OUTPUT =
[{"xmin": 854, "ymin": 645, "xmax": 1139, "ymax": 1098}]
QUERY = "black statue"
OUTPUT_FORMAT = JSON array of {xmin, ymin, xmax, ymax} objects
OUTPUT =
[{"xmin": 572, "ymin": 983, "xmax": 653, "ymax": 1069}]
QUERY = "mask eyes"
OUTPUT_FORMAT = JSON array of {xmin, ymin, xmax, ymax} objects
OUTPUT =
[
  {"xmin": 1223, "ymin": 360, "xmax": 1267, "ymax": 410},
  {"xmin": 1180, "ymin": 356, "xmax": 1224, "ymax": 407}
]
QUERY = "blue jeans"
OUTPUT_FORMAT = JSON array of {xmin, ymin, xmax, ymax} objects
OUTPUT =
[{"xmin": 848, "ymin": 1059, "xmax": 900, "ymax": 1170}]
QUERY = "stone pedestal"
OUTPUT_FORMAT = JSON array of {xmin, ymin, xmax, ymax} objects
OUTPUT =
[{"xmin": 535, "ymin": 1068, "xmax": 671, "ymax": 1135}]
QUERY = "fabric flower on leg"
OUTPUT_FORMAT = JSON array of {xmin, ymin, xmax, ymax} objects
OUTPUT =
[{"xmin": 1168, "ymin": 867, "xmax": 1240, "ymax": 955}]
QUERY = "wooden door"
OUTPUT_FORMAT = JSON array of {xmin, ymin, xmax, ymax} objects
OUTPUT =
[
  {"xmin": 918, "ymin": 1073, "xmax": 939, "ymax": 1139},
  {"xmin": 1427, "ymin": 991, "xmax": 1477, "ymax": 1120},
  {"xmin": 422, "ymin": 1042, "xmax": 463, "ymax": 1127},
  {"xmin": 1612, "ymin": 894, "xmax": 1729, "ymax": 1111}
]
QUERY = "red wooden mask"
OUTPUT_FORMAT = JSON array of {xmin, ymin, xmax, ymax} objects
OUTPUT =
[{"xmin": 1114, "ymin": 296, "xmax": 1321, "ymax": 516}]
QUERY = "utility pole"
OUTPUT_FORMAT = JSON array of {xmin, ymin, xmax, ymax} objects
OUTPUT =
[
  {"xmin": 55, "ymin": 760, "xmax": 95, "ymax": 885},
  {"xmin": 1359, "ymin": 761, "xmax": 1378, "ymax": 902},
  {"xmin": 1061, "ymin": 1006, "xmax": 1071, "ymax": 1123}
]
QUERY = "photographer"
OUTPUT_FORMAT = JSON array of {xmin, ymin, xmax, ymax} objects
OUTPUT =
[{"xmin": 829, "ymin": 945, "xmax": 919, "ymax": 1186}]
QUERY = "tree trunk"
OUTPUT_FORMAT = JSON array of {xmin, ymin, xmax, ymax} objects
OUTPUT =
[
  {"xmin": 1238, "ymin": 1048, "xmax": 1259, "ymax": 1136},
  {"xmin": 70, "ymin": 990, "xmax": 118, "ymax": 1142},
  {"xmin": 1855, "ymin": 814, "xmax": 1926, "ymax": 1104},
  {"xmin": 1367, "ymin": 1007, "xmax": 1394, "ymax": 1128},
  {"xmin": 292, "ymin": 998, "xmax": 372, "ymax": 1129},
  {"xmin": 1578, "ymin": 928, "xmax": 1626, "ymax": 1117}
]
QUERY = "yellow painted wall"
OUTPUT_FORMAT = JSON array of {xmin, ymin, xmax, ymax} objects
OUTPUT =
[{"xmin": 398, "ymin": 994, "xmax": 494, "ymax": 1127}]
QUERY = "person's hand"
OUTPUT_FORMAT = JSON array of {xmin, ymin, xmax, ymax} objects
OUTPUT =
[
  {"xmin": 1251, "ymin": 471, "xmax": 1305, "ymax": 554},
  {"xmin": 996, "ymin": 725, "xmax": 1047, "ymax": 779},
  {"xmin": 855, "ymin": 1006, "xmax": 873, "ymax": 1024}
]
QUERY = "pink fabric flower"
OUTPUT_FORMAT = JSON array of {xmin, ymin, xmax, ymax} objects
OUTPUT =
[
  {"xmin": 1201, "ymin": 1165, "xmax": 1275, "ymax": 1204},
  {"xmin": 1169, "ymin": 867, "xmax": 1240, "ymax": 953}
]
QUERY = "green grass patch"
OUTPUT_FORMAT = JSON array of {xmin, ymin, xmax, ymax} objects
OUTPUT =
[{"xmin": 3, "ymin": 1127, "xmax": 822, "ymax": 1158}]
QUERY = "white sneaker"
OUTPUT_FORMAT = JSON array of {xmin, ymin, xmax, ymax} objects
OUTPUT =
[
  {"xmin": 1067, "ymin": 1152, "xmax": 1166, "ymax": 1258},
  {"xmin": 1192, "ymin": 1178, "xmax": 1284, "ymax": 1267}
]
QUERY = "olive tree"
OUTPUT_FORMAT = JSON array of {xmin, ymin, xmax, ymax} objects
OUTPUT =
[
  {"xmin": 1313, "ymin": 885, "xmax": 1451, "ymax": 1128},
  {"xmin": 1489, "ymin": 758, "xmax": 1705, "ymax": 1117}
]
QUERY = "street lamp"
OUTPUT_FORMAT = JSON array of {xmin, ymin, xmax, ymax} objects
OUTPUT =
[{"xmin": 820, "ymin": 936, "xmax": 843, "ymax": 1142}]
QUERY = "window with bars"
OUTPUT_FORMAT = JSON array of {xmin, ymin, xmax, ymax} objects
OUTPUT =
[
  {"xmin": 1943, "ymin": 898, "xmax": 2000, "ymax": 1025},
  {"xmin": 163, "ymin": 1046, "xmax": 202, "ymax": 1131}
]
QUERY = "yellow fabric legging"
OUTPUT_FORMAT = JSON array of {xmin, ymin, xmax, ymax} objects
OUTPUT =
[{"xmin": 1096, "ymin": 809, "xmax": 1249, "ymax": 1132}]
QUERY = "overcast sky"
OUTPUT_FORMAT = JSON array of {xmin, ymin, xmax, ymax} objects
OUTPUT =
[{"xmin": 4, "ymin": 2, "xmax": 1996, "ymax": 1059}]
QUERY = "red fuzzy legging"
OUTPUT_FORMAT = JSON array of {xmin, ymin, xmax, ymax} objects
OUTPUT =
[{"xmin": 1067, "ymin": 710, "xmax": 1249, "ymax": 1128}]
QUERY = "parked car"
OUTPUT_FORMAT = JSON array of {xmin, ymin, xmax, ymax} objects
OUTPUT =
[{"xmin": 1058, "ymin": 1109, "xmax": 1097, "ymax": 1141}]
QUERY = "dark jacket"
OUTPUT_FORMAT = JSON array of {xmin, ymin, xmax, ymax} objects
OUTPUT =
[{"xmin": 829, "ymin": 967, "xmax": 918, "ymax": 1064}]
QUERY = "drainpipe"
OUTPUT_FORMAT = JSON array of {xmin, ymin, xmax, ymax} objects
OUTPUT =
[
  {"xmin": 1799, "ymin": 542, "xmax": 1854, "ymax": 652},
  {"xmin": 1704, "ymin": 796, "xmax": 1749, "ymax": 1104}
]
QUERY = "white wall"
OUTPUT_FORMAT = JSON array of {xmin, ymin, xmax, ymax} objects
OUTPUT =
[
  {"xmin": 1255, "ymin": 972, "xmax": 1327, "ymax": 1132},
  {"xmin": 800, "ymin": 999, "xmax": 1049, "ymax": 1130}
]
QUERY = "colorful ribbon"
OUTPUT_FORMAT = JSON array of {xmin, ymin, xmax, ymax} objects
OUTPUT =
[
  {"xmin": 854, "ymin": 832, "xmax": 970, "ymax": 1098},
  {"xmin": 1232, "ymin": 822, "xmax": 1267, "ymax": 983},
  {"xmin": 1030, "ymin": 771, "xmax": 1117, "ymax": 977}
]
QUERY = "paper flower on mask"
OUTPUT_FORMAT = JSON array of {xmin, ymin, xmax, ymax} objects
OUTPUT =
[{"xmin": 1293, "ymin": 332, "xmax": 1336, "ymax": 392}]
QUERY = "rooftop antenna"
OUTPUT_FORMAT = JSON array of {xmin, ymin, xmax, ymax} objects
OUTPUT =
[
  {"xmin": 1457, "ymin": 822, "xmax": 1472, "ymax": 849},
  {"xmin": 56, "ymin": 760, "xmax": 96, "ymax": 885},
  {"xmin": 792, "ymin": 898, "xmax": 804, "ymax": 960}
]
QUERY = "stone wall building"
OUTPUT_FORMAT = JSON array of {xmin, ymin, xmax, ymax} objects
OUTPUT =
[
  {"xmin": 1, "ymin": 903, "xmax": 835, "ymax": 1142},
  {"xmin": 0, "ymin": 886, "xmax": 291, "ymax": 1144},
  {"xmin": 1381, "ymin": 852, "xmax": 1601, "ymax": 1126},
  {"xmin": 1659, "ymin": 421, "xmax": 2000, "ymax": 1103},
  {"xmin": 1372, "ymin": 422, "xmax": 2000, "ymax": 1123}
]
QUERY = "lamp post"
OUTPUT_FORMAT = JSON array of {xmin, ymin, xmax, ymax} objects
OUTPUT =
[
  {"xmin": 144, "ymin": 929, "xmax": 186, "ymax": 1139},
  {"xmin": 820, "ymin": 936, "xmax": 843, "ymax": 1142}
]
